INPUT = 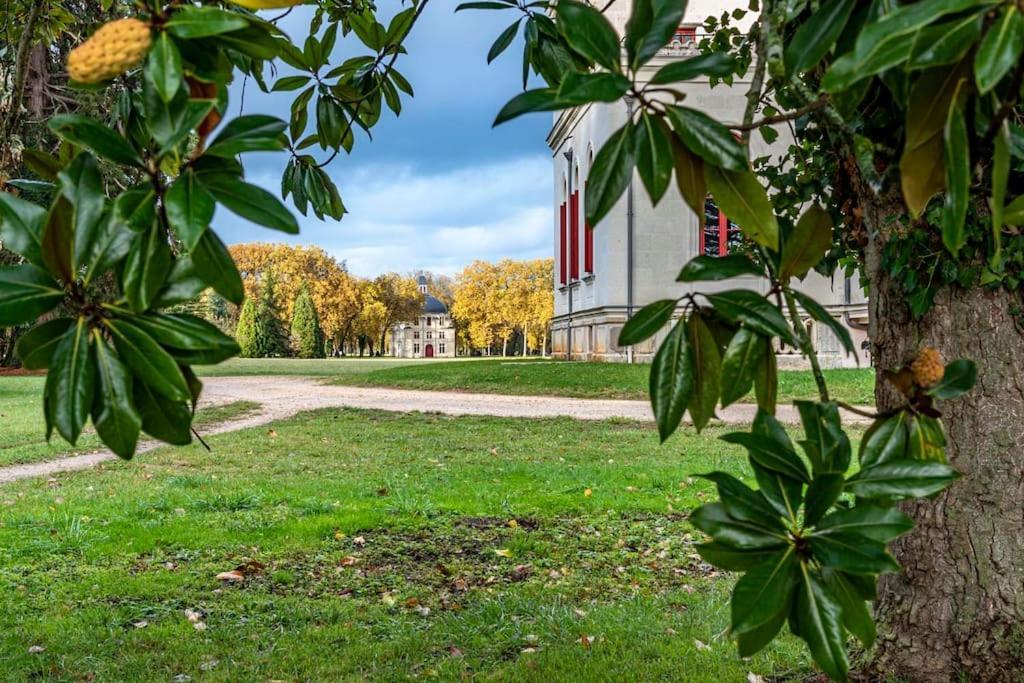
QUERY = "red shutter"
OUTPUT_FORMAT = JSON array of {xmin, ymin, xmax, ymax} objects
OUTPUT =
[
  {"xmin": 559, "ymin": 202, "xmax": 567, "ymax": 285},
  {"xmin": 570, "ymin": 191, "xmax": 580, "ymax": 280},
  {"xmin": 584, "ymin": 182, "xmax": 593, "ymax": 273}
]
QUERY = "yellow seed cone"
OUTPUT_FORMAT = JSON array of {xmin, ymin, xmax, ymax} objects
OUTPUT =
[
  {"xmin": 911, "ymin": 347, "xmax": 945, "ymax": 388},
  {"xmin": 67, "ymin": 18, "xmax": 152, "ymax": 84}
]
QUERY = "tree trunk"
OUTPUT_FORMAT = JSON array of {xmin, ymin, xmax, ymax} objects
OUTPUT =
[{"xmin": 866, "ymin": 218, "xmax": 1024, "ymax": 681}]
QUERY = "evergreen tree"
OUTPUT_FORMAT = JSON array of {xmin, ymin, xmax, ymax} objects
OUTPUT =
[
  {"xmin": 253, "ymin": 269, "xmax": 289, "ymax": 358},
  {"xmin": 290, "ymin": 284, "xmax": 324, "ymax": 358},
  {"xmin": 235, "ymin": 298, "xmax": 258, "ymax": 358}
]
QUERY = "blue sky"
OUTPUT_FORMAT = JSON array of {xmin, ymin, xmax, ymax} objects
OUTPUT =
[{"xmin": 217, "ymin": 0, "xmax": 553, "ymax": 277}]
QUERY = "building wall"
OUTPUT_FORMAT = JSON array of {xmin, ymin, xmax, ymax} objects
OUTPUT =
[
  {"xmin": 392, "ymin": 314, "xmax": 456, "ymax": 358},
  {"xmin": 548, "ymin": 2, "xmax": 869, "ymax": 367}
]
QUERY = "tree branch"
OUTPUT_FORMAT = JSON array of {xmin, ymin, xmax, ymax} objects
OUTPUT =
[{"xmin": 732, "ymin": 95, "xmax": 829, "ymax": 132}]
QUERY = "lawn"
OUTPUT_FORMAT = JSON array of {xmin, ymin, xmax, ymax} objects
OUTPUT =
[
  {"xmin": 0, "ymin": 376, "xmax": 260, "ymax": 467},
  {"xmin": 0, "ymin": 409, "xmax": 814, "ymax": 681},
  {"xmin": 198, "ymin": 356, "xmax": 875, "ymax": 405}
]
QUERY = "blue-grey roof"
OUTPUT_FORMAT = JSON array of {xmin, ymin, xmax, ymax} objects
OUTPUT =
[{"xmin": 423, "ymin": 294, "xmax": 447, "ymax": 314}]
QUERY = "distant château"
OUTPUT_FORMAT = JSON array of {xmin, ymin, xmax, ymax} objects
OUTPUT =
[
  {"xmin": 391, "ymin": 274, "xmax": 456, "ymax": 358},
  {"xmin": 549, "ymin": 0, "xmax": 868, "ymax": 367}
]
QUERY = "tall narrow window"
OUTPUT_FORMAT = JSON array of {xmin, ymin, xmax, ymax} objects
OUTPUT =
[
  {"xmin": 570, "ymin": 190, "xmax": 580, "ymax": 280},
  {"xmin": 700, "ymin": 197, "xmax": 741, "ymax": 256},
  {"xmin": 584, "ymin": 182, "xmax": 594, "ymax": 274},
  {"xmin": 559, "ymin": 202, "xmax": 567, "ymax": 285}
]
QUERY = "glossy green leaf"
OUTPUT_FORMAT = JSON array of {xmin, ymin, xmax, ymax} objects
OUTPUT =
[
  {"xmin": 859, "ymin": 412, "xmax": 908, "ymax": 467},
  {"xmin": 974, "ymin": 6, "xmax": 1024, "ymax": 94},
  {"xmin": 666, "ymin": 106, "xmax": 747, "ymax": 172},
  {"xmin": 722, "ymin": 431, "xmax": 811, "ymax": 484},
  {"xmin": 584, "ymin": 123, "xmax": 635, "ymax": 227},
  {"xmin": 753, "ymin": 337, "xmax": 778, "ymax": 414},
  {"xmin": 795, "ymin": 400, "xmax": 850, "ymax": 474},
  {"xmin": 687, "ymin": 312, "xmax": 721, "ymax": 432},
  {"xmin": 131, "ymin": 312, "xmax": 240, "ymax": 365},
  {"xmin": 201, "ymin": 174, "xmax": 299, "ymax": 234},
  {"xmin": 908, "ymin": 10, "xmax": 984, "ymax": 69},
  {"xmin": 92, "ymin": 334, "xmax": 141, "ymax": 459},
  {"xmin": 845, "ymin": 458, "xmax": 960, "ymax": 499},
  {"xmin": 649, "ymin": 318, "xmax": 693, "ymax": 442},
  {"xmin": 493, "ymin": 88, "xmax": 563, "ymax": 125},
  {"xmin": 624, "ymin": 0, "xmax": 685, "ymax": 69},
  {"xmin": 704, "ymin": 164, "xmax": 779, "ymax": 250},
  {"xmin": 165, "ymin": 169, "xmax": 215, "ymax": 250},
  {"xmin": 122, "ymin": 224, "xmax": 172, "ymax": 313},
  {"xmin": 57, "ymin": 153, "xmax": 106, "ymax": 271},
  {"xmin": 823, "ymin": 567, "xmax": 876, "ymax": 649},
  {"xmin": 731, "ymin": 548, "xmax": 797, "ymax": 638},
  {"xmin": 676, "ymin": 254, "xmax": 762, "ymax": 282},
  {"xmin": 49, "ymin": 114, "xmax": 141, "ymax": 167},
  {"xmin": 50, "ymin": 317, "xmax": 94, "ymax": 444},
  {"xmin": 165, "ymin": 6, "xmax": 250, "ymax": 38},
  {"xmin": 941, "ymin": 97, "xmax": 969, "ymax": 255},
  {"xmin": 926, "ymin": 358, "xmax": 977, "ymax": 399},
  {"xmin": 15, "ymin": 317, "xmax": 73, "ymax": 370},
  {"xmin": 670, "ymin": 136, "xmax": 706, "ymax": 217},
  {"xmin": 190, "ymin": 230, "xmax": 244, "ymax": 304},
  {"xmin": 780, "ymin": 204, "xmax": 832, "ymax": 280},
  {"xmin": 698, "ymin": 471, "xmax": 783, "ymax": 530},
  {"xmin": 41, "ymin": 196, "xmax": 73, "ymax": 282},
  {"xmin": 696, "ymin": 542, "xmax": 782, "ymax": 571},
  {"xmin": 809, "ymin": 530, "xmax": 900, "ymax": 574},
  {"xmin": 804, "ymin": 473, "xmax": 845, "ymax": 526},
  {"xmin": 557, "ymin": 71, "xmax": 631, "ymax": 105},
  {"xmin": 635, "ymin": 113, "xmax": 673, "ymax": 204},
  {"xmin": 134, "ymin": 380, "xmax": 192, "ymax": 445},
  {"xmin": 488, "ymin": 20, "xmax": 520, "ymax": 63},
  {"xmin": 113, "ymin": 186, "xmax": 157, "ymax": 232},
  {"xmin": 205, "ymin": 115, "xmax": 287, "ymax": 157},
  {"xmin": 0, "ymin": 192, "xmax": 47, "ymax": 267},
  {"xmin": 815, "ymin": 504, "xmax": 914, "ymax": 543},
  {"xmin": 794, "ymin": 566, "xmax": 849, "ymax": 681},
  {"xmin": 706, "ymin": 290, "xmax": 794, "ymax": 344},
  {"xmin": 900, "ymin": 65, "xmax": 967, "ymax": 216},
  {"xmin": 106, "ymin": 318, "xmax": 190, "ymax": 402},
  {"xmin": 650, "ymin": 53, "xmax": 736, "ymax": 85},
  {"xmin": 689, "ymin": 502, "xmax": 788, "ymax": 550},
  {"xmin": 720, "ymin": 328, "xmax": 766, "ymax": 408},
  {"xmin": 557, "ymin": 0, "xmax": 622, "ymax": 72},
  {"xmin": 790, "ymin": 290, "xmax": 856, "ymax": 359},
  {"xmin": 0, "ymin": 265, "xmax": 65, "ymax": 325},
  {"xmin": 83, "ymin": 216, "xmax": 134, "ymax": 286},
  {"xmin": 991, "ymin": 121, "xmax": 1010, "ymax": 263},
  {"xmin": 785, "ymin": 0, "xmax": 855, "ymax": 74},
  {"xmin": 619, "ymin": 299, "xmax": 676, "ymax": 346},
  {"xmin": 146, "ymin": 32, "xmax": 183, "ymax": 103}
]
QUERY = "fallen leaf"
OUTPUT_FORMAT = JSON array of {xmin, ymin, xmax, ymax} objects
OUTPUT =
[
  {"xmin": 340, "ymin": 556, "xmax": 359, "ymax": 567},
  {"xmin": 28, "ymin": 645, "xmax": 45, "ymax": 654},
  {"xmin": 579, "ymin": 634, "xmax": 594, "ymax": 649},
  {"xmin": 507, "ymin": 519, "xmax": 519, "ymax": 529},
  {"xmin": 184, "ymin": 609, "xmax": 203, "ymax": 623},
  {"xmin": 583, "ymin": 488, "xmax": 593, "ymax": 497},
  {"xmin": 133, "ymin": 621, "xmax": 149, "ymax": 629},
  {"xmin": 747, "ymin": 674, "xmax": 766, "ymax": 683},
  {"xmin": 494, "ymin": 548, "xmax": 512, "ymax": 558},
  {"xmin": 215, "ymin": 570, "xmax": 244, "ymax": 582},
  {"xmin": 268, "ymin": 429, "xmax": 277, "ymax": 438},
  {"xmin": 510, "ymin": 564, "xmax": 532, "ymax": 582},
  {"xmin": 192, "ymin": 621, "xmax": 207, "ymax": 631},
  {"xmin": 694, "ymin": 639, "xmax": 710, "ymax": 651},
  {"xmin": 381, "ymin": 592, "xmax": 397, "ymax": 606},
  {"xmin": 353, "ymin": 536, "xmax": 366, "ymax": 547},
  {"xmin": 448, "ymin": 646, "xmax": 463, "ymax": 657}
]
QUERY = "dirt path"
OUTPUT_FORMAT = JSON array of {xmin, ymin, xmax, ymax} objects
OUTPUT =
[{"xmin": 0, "ymin": 376, "xmax": 872, "ymax": 484}]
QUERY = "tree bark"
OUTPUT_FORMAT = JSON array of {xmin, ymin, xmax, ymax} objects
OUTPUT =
[{"xmin": 866, "ymin": 213, "xmax": 1024, "ymax": 681}]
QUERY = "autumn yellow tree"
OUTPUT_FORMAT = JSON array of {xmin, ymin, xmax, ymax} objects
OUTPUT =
[
  {"xmin": 353, "ymin": 273, "xmax": 421, "ymax": 355},
  {"xmin": 228, "ymin": 243, "xmax": 360, "ymax": 355},
  {"xmin": 453, "ymin": 258, "xmax": 553, "ymax": 356}
]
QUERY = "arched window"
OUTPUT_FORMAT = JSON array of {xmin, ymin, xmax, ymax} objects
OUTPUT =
[{"xmin": 701, "ymin": 197, "xmax": 742, "ymax": 257}]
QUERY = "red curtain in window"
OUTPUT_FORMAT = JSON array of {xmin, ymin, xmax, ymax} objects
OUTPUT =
[
  {"xmin": 559, "ymin": 202, "xmax": 567, "ymax": 285},
  {"xmin": 584, "ymin": 182, "xmax": 593, "ymax": 273},
  {"xmin": 570, "ymin": 191, "xmax": 580, "ymax": 280}
]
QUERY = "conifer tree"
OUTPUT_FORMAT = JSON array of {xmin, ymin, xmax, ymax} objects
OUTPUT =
[
  {"xmin": 254, "ymin": 270, "xmax": 289, "ymax": 358},
  {"xmin": 235, "ymin": 298, "xmax": 259, "ymax": 358},
  {"xmin": 290, "ymin": 285, "xmax": 324, "ymax": 358}
]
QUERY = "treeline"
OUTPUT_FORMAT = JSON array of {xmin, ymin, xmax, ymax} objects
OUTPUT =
[
  {"xmin": 453, "ymin": 259, "xmax": 553, "ymax": 356},
  {"xmin": 195, "ymin": 244, "xmax": 552, "ymax": 358}
]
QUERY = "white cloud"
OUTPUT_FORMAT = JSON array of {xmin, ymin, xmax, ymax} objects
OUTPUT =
[{"xmin": 231, "ymin": 155, "xmax": 553, "ymax": 277}]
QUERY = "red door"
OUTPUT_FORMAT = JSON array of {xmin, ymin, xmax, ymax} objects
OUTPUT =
[{"xmin": 424, "ymin": 344, "xmax": 434, "ymax": 358}]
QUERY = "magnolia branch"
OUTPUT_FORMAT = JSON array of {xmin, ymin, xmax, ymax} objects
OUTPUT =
[{"xmin": 730, "ymin": 95, "xmax": 829, "ymax": 132}]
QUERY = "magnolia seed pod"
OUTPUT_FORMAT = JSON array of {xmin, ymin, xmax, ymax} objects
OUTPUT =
[
  {"xmin": 911, "ymin": 347, "xmax": 945, "ymax": 388},
  {"xmin": 67, "ymin": 18, "xmax": 152, "ymax": 84}
]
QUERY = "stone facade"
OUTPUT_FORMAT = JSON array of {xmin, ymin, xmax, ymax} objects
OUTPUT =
[
  {"xmin": 549, "ymin": 0, "xmax": 868, "ymax": 367},
  {"xmin": 391, "ymin": 275, "xmax": 456, "ymax": 358}
]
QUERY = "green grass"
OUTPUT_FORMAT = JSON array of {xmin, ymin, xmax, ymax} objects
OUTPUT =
[
  {"xmin": 197, "ymin": 356, "xmax": 876, "ymax": 405},
  {"xmin": 0, "ymin": 409, "xmax": 813, "ymax": 681},
  {"xmin": 0, "ymin": 376, "xmax": 260, "ymax": 467}
]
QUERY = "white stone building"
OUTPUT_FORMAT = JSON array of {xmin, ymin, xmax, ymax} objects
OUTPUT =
[
  {"xmin": 391, "ymin": 275, "xmax": 456, "ymax": 358},
  {"xmin": 549, "ymin": 0, "xmax": 868, "ymax": 367}
]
